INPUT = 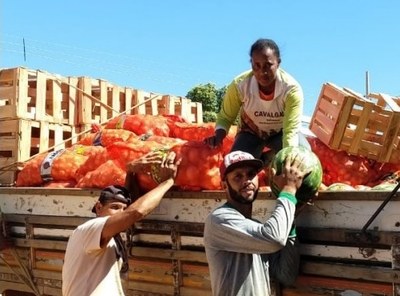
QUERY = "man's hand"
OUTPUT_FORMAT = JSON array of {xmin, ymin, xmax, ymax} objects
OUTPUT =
[
  {"xmin": 126, "ymin": 150, "xmax": 168, "ymax": 174},
  {"xmin": 156, "ymin": 151, "xmax": 181, "ymax": 183},
  {"xmin": 270, "ymin": 153, "xmax": 311, "ymax": 196}
]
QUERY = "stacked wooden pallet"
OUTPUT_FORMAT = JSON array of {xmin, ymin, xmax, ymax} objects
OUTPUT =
[{"xmin": 0, "ymin": 67, "xmax": 203, "ymax": 185}]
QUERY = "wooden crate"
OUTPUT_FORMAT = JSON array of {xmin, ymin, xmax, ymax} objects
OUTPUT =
[
  {"xmin": 0, "ymin": 119, "xmax": 79, "ymax": 185},
  {"xmin": 0, "ymin": 67, "xmax": 77, "ymax": 125},
  {"xmin": 153, "ymin": 95, "xmax": 203, "ymax": 124},
  {"xmin": 76, "ymin": 77, "xmax": 203, "ymax": 125},
  {"xmin": 310, "ymin": 83, "xmax": 400, "ymax": 163}
]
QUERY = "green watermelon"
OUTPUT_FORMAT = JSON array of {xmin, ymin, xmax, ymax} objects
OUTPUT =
[
  {"xmin": 326, "ymin": 183, "xmax": 355, "ymax": 191},
  {"xmin": 371, "ymin": 182, "xmax": 398, "ymax": 191},
  {"xmin": 269, "ymin": 146, "xmax": 323, "ymax": 202}
]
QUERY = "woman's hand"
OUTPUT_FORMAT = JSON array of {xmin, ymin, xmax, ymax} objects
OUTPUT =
[{"xmin": 204, "ymin": 129, "xmax": 227, "ymax": 148}]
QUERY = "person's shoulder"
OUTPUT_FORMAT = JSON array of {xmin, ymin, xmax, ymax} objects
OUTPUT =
[
  {"xmin": 278, "ymin": 68, "xmax": 300, "ymax": 86},
  {"xmin": 208, "ymin": 204, "xmax": 241, "ymax": 221},
  {"xmin": 232, "ymin": 69, "xmax": 253, "ymax": 84},
  {"xmin": 77, "ymin": 216, "xmax": 109, "ymax": 231}
]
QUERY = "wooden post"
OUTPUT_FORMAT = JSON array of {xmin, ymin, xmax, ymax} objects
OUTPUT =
[
  {"xmin": 16, "ymin": 68, "xmax": 29, "ymax": 119},
  {"xmin": 99, "ymin": 80, "xmax": 108, "ymax": 123},
  {"xmin": 124, "ymin": 88, "xmax": 133, "ymax": 115},
  {"xmin": 171, "ymin": 225, "xmax": 182, "ymax": 295},
  {"xmin": 35, "ymin": 71, "xmax": 46, "ymax": 122},
  {"xmin": 392, "ymin": 235, "xmax": 400, "ymax": 295},
  {"xmin": 68, "ymin": 77, "xmax": 78, "ymax": 126}
]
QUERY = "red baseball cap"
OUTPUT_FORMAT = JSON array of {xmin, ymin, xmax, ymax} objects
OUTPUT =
[{"xmin": 220, "ymin": 151, "xmax": 263, "ymax": 180}]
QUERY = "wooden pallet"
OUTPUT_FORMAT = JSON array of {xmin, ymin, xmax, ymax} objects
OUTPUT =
[
  {"xmin": 0, "ymin": 67, "xmax": 203, "ymax": 128},
  {"xmin": 76, "ymin": 76, "xmax": 203, "ymax": 126},
  {"xmin": 0, "ymin": 67, "xmax": 77, "ymax": 125},
  {"xmin": 310, "ymin": 83, "xmax": 400, "ymax": 163}
]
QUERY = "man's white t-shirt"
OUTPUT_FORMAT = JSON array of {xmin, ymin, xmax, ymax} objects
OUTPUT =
[{"xmin": 62, "ymin": 216, "xmax": 125, "ymax": 296}]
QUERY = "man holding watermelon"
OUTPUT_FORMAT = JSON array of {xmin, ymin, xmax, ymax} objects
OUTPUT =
[
  {"xmin": 204, "ymin": 150, "xmax": 314, "ymax": 296},
  {"xmin": 62, "ymin": 151, "xmax": 181, "ymax": 296},
  {"xmin": 204, "ymin": 38, "xmax": 309, "ymax": 164}
]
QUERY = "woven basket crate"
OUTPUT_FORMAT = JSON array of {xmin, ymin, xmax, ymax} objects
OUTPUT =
[{"xmin": 310, "ymin": 82, "xmax": 400, "ymax": 163}]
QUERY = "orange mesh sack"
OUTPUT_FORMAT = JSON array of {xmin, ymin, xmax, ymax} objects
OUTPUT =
[
  {"xmin": 144, "ymin": 135, "xmax": 187, "ymax": 148},
  {"xmin": 169, "ymin": 122, "xmax": 214, "ymax": 141},
  {"xmin": 75, "ymin": 146, "xmax": 109, "ymax": 183},
  {"xmin": 105, "ymin": 114, "xmax": 170, "ymax": 137},
  {"xmin": 170, "ymin": 141, "xmax": 223, "ymax": 191},
  {"xmin": 107, "ymin": 140, "xmax": 165, "ymax": 170},
  {"xmin": 16, "ymin": 145, "xmax": 94, "ymax": 187},
  {"xmin": 16, "ymin": 154, "xmax": 47, "ymax": 186},
  {"xmin": 78, "ymin": 129, "xmax": 137, "ymax": 147},
  {"xmin": 76, "ymin": 160, "xmax": 126, "ymax": 189}
]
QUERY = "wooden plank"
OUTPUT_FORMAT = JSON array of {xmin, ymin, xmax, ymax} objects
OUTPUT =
[
  {"xmin": 3, "ymin": 214, "xmax": 89, "ymax": 226},
  {"xmin": 31, "ymin": 268, "xmax": 62, "ymax": 281},
  {"xmin": 301, "ymin": 261, "xmax": 400, "ymax": 284},
  {"xmin": 18, "ymin": 119, "xmax": 32, "ymax": 161},
  {"xmin": 349, "ymin": 99, "xmax": 374, "ymax": 154},
  {"xmin": 13, "ymin": 238, "xmax": 67, "ymax": 251},
  {"xmin": 50, "ymin": 79, "xmax": 63, "ymax": 123},
  {"xmin": 35, "ymin": 71, "xmax": 46, "ymax": 121},
  {"xmin": 38, "ymin": 121, "xmax": 50, "ymax": 153},
  {"xmin": 284, "ymin": 274, "xmax": 393, "ymax": 296},
  {"xmin": 67, "ymin": 76, "xmax": 78, "ymax": 126},
  {"xmin": 135, "ymin": 219, "xmax": 204, "ymax": 233},
  {"xmin": 34, "ymin": 249, "xmax": 64, "ymax": 272},
  {"xmin": 181, "ymin": 262, "xmax": 210, "ymax": 290},
  {"xmin": 180, "ymin": 286, "xmax": 212, "ymax": 296},
  {"xmin": 135, "ymin": 89, "xmax": 148, "ymax": 115},
  {"xmin": 127, "ymin": 281, "xmax": 175, "ymax": 295},
  {"xmin": 110, "ymin": 83, "xmax": 121, "ymax": 119},
  {"xmin": 129, "ymin": 257, "xmax": 173, "ymax": 284},
  {"xmin": 124, "ymin": 87, "xmax": 133, "ymax": 115},
  {"xmin": 0, "ymin": 281, "xmax": 34, "ymax": 294},
  {"xmin": 130, "ymin": 247, "xmax": 207, "ymax": 263},
  {"xmin": 331, "ymin": 94, "xmax": 356, "ymax": 148},
  {"xmin": 298, "ymin": 227, "xmax": 396, "ymax": 246},
  {"xmin": 300, "ymin": 244, "xmax": 391, "ymax": 263},
  {"xmin": 193, "ymin": 102, "xmax": 203, "ymax": 124},
  {"xmin": 16, "ymin": 68, "xmax": 29, "ymax": 120}
]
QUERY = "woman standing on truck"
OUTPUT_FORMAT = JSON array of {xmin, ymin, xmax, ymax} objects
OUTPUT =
[
  {"xmin": 62, "ymin": 150, "xmax": 181, "ymax": 296},
  {"xmin": 204, "ymin": 38, "xmax": 309, "ymax": 164}
]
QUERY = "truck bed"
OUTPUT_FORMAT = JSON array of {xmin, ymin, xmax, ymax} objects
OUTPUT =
[{"xmin": 1, "ymin": 188, "xmax": 400, "ymax": 295}]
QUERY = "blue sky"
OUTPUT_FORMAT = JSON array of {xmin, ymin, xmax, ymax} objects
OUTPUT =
[{"xmin": 2, "ymin": 0, "xmax": 400, "ymax": 116}]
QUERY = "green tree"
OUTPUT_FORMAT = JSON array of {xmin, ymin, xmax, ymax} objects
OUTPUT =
[{"xmin": 186, "ymin": 83, "xmax": 227, "ymax": 122}]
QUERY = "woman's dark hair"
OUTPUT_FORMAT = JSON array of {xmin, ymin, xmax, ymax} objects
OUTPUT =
[{"xmin": 250, "ymin": 38, "xmax": 281, "ymax": 63}]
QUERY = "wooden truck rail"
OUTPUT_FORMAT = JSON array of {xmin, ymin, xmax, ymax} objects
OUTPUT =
[{"xmin": 1, "ymin": 188, "xmax": 400, "ymax": 295}]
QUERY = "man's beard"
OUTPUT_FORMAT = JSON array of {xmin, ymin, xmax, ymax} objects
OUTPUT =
[{"xmin": 227, "ymin": 181, "xmax": 259, "ymax": 204}]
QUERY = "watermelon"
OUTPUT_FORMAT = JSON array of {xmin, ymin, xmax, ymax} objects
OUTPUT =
[
  {"xmin": 269, "ymin": 146, "xmax": 323, "ymax": 202},
  {"xmin": 326, "ymin": 183, "xmax": 355, "ymax": 191},
  {"xmin": 371, "ymin": 182, "xmax": 398, "ymax": 191}
]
